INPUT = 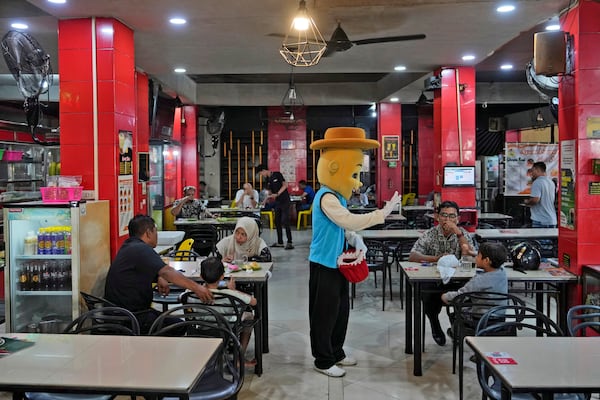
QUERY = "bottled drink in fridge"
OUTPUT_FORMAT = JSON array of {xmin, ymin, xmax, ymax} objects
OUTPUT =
[
  {"xmin": 49, "ymin": 261, "xmax": 58, "ymax": 290},
  {"xmin": 42, "ymin": 262, "xmax": 50, "ymax": 291},
  {"xmin": 64, "ymin": 226, "xmax": 72, "ymax": 255},
  {"xmin": 31, "ymin": 264, "xmax": 41, "ymax": 291},
  {"xmin": 19, "ymin": 263, "xmax": 30, "ymax": 291}
]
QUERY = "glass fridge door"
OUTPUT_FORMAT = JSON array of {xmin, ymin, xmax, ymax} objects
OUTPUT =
[
  {"xmin": 5, "ymin": 206, "xmax": 75, "ymax": 332},
  {"xmin": 149, "ymin": 144, "xmax": 164, "ymax": 229}
]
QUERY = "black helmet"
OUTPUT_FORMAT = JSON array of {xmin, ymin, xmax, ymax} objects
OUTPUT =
[{"xmin": 510, "ymin": 241, "xmax": 541, "ymax": 271}]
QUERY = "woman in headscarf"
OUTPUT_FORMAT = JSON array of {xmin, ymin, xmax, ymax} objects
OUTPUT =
[{"xmin": 215, "ymin": 217, "xmax": 272, "ymax": 262}]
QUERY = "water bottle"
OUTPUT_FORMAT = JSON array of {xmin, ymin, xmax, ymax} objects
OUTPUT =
[{"xmin": 64, "ymin": 227, "xmax": 72, "ymax": 255}]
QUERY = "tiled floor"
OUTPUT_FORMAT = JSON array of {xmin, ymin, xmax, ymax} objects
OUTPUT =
[{"xmin": 0, "ymin": 228, "xmax": 561, "ymax": 400}]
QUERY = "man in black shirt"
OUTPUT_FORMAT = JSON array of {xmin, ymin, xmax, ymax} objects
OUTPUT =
[
  {"xmin": 105, "ymin": 214, "xmax": 213, "ymax": 333},
  {"xmin": 257, "ymin": 164, "xmax": 294, "ymax": 249}
]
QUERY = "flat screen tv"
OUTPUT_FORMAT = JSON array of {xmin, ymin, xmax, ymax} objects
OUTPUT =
[{"xmin": 443, "ymin": 165, "xmax": 475, "ymax": 187}]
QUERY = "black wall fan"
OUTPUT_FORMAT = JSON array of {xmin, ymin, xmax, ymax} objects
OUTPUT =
[
  {"xmin": 1, "ymin": 30, "xmax": 53, "ymax": 143},
  {"xmin": 322, "ymin": 22, "xmax": 425, "ymax": 57}
]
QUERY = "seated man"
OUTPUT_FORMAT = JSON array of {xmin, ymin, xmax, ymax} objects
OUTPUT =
[
  {"xmin": 171, "ymin": 186, "xmax": 204, "ymax": 218},
  {"xmin": 297, "ymin": 180, "xmax": 315, "ymax": 211},
  {"xmin": 105, "ymin": 214, "xmax": 213, "ymax": 334},
  {"xmin": 234, "ymin": 182, "xmax": 259, "ymax": 209},
  {"xmin": 408, "ymin": 200, "xmax": 476, "ymax": 346}
]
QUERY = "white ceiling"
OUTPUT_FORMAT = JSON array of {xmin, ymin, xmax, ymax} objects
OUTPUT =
[{"xmin": 0, "ymin": 0, "xmax": 572, "ymax": 106}]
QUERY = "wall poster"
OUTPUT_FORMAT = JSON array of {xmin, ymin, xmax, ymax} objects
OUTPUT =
[
  {"xmin": 504, "ymin": 143, "xmax": 559, "ymax": 196},
  {"xmin": 382, "ymin": 135, "xmax": 400, "ymax": 161},
  {"xmin": 560, "ymin": 140, "xmax": 576, "ymax": 229},
  {"xmin": 118, "ymin": 130, "xmax": 133, "ymax": 175},
  {"xmin": 118, "ymin": 175, "xmax": 134, "ymax": 236}
]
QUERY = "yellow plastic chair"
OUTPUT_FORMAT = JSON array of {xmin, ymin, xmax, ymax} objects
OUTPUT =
[
  {"xmin": 402, "ymin": 192, "xmax": 416, "ymax": 206},
  {"xmin": 261, "ymin": 209, "xmax": 275, "ymax": 229},
  {"xmin": 173, "ymin": 238, "xmax": 194, "ymax": 261},
  {"xmin": 230, "ymin": 199, "xmax": 237, "ymax": 208},
  {"xmin": 297, "ymin": 204, "xmax": 313, "ymax": 230}
]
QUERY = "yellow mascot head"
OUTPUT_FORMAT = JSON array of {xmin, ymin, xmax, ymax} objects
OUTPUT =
[{"xmin": 310, "ymin": 127, "xmax": 379, "ymax": 199}]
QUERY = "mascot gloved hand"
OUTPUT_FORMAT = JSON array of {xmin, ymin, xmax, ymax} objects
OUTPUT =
[
  {"xmin": 382, "ymin": 191, "xmax": 402, "ymax": 217},
  {"xmin": 345, "ymin": 231, "xmax": 367, "ymax": 254}
]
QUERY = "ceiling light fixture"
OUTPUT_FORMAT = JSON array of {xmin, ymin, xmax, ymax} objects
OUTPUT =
[
  {"xmin": 394, "ymin": 65, "xmax": 407, "ymax": 71},
  {"xmin": 536, "ymin": 110, "xmax": 544, "ymax": 122},
  {"xmin": 462, "ymin": 55, "xmax": 475, "ymax": 61},
  {"xmin": 497, "ymin": 4, "xmax": 515, "ymax": 13},
  {"xmin": 545, "ymin": 24, "xmax": 561, "ymax": 31},
  {"xmin": 174, "ymin": 67, "xmax": 187, "ymax": 73},
  {"xmin": 47, "ymin": 0, "xmax": 67, "ymax": 3},
  {"xmin": 390, "ymin": 97, "xmax": 399, "ymax": 102},
  {"xmin": 500, "ymin": 64, "xmax": 513, "ymax": 70},
  {"xmin": 169, "ymin": 17, "xmax": 187, "ymax": 25},
  {"xmin": 279, "ymin": 0, "xmax": 327, "ymax": 67},
  {"xmin": 281, "ymin": 70, "xmax": 304, "ymax": 121},
  {"xmin": 11, "ymin": 23, "xmax": 28, "ymax": 30}
]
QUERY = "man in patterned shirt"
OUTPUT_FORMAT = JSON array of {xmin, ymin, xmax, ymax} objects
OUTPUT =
[
  {"xmin": 408, "ymin": 200, "xmax": 476, "ymax": 346},
  {"xmin": 171, "ymin": 186, "xmax": 205, "ymax": 219}
]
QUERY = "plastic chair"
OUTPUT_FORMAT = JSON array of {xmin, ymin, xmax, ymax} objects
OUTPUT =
[
  {"xmin": 402, "ymin": 192, "xmax": 416, "ymax": 206},
  {"xmin": 261, "ymin": 209, "xmax": 275, "ymax": 229},
  {"xmin": 149, "ymin": 305, "xmax": 244, "ymax": 400},
  {"xmin": 296, "ymin": 204, "xmax": 313, "ymax": 230},
  {"xmin": 25, "ymin": 307, "xmax": 140, "ymax": 400},
  {"xmin": 446, "ymin": 292, "xmax": 526, "ymax": 400},
  {"xmin": 351, "ymin": 240, "xmax": 392, "ymax": 311},
  {"xmin": 475, "ymin": 305, "xmax": 590, "ymax": 400},
  {"xmin": 567, "ymin": 304, "xmax": 600, "ymax": 336},
  {"xmin": 183, "ymin": 225, "xmax": 218, "ymax": 256},
  {"xmin": 230, "ymin": 199, "xmax": 237, "ymax": 208}
]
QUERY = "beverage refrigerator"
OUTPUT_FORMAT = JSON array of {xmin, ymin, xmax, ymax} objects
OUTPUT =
[{"xmin": 3, "ymin": 200, "xmax": 110, "ymax": 333}]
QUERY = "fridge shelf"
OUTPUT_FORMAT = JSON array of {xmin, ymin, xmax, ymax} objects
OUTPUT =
[
  {"xmin": 15, "ymin": 255, "xmax": 72, "ymax": 260},
  {"xmin": 16, "ymin": 290, "xmax": 72, "ymax": 296}
]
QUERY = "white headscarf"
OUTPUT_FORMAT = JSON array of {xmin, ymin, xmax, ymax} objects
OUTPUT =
[{"xmin": 216, "ymin": 216, "xmax": 267, "ymax": 258}]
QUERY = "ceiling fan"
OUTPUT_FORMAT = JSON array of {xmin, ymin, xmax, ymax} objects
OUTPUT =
[{"xmin": 322, "ymin": 22, "xmax": 426, "ymax": 57}]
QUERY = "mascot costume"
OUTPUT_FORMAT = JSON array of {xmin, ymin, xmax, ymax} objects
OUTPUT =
[{"xmin": 308, "ymin": 127, "xmax": 401, "ymax": 377}]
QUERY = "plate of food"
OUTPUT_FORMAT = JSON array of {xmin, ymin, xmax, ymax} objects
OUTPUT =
[
  {"xmin": 245, "ymin": 261, "xmax": 261, "ymax": 271},
  {"xmin": 224, "ymin": 263, "xmax": 241, "ymax": 273}
]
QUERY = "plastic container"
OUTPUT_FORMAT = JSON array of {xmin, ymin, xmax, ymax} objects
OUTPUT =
[
  {"xmin": 40, "ymin": 186, "xmax": 83, "ymax": 203},
  {"xmin": 3, "ymin": 150, "xmax": 23, "ymax": 161},
  {"xmin": 24, "ymin": 231, "xmax": 37, "ymax": 255},
  {"xmin": 0, "ymin": 149, "xmax": 5, "ymax": 160}
]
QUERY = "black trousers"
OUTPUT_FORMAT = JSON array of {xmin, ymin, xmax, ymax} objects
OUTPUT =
[
  {"xmin": 136, "ymin": 308, "xmax": 185, "ymax": 335},
  {"xmin": 274, "ymin": 201, "xmax": 292, "ymax": 244},
  {"xmin": 422, "ymin": 282, "xmax": 463, "ymax": 320},
  {"xmin": 309, "ymin": 262, "xmax": 349, "ymax": 369}
]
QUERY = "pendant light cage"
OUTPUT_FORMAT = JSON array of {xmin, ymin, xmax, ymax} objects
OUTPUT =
[{"xmin": 279, "ymin": 0, "xmax": 327, "ymax": 67}]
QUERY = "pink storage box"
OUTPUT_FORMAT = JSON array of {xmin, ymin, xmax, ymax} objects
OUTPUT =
[
  {"xmin": 40, "ymin": 186, "xmax": 83, "ymax": 203},
  {"xmin": 3, "ymin": 150, "xmax": 23, "ymax": 161}
]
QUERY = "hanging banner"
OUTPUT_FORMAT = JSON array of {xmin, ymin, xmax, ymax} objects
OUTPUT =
[
  {"xmin": 560, "ymin": 140, "xmax": 576, "ymax": 229},
  {"xmin": 504, "ymin": 143, "xmax": 559, "ymax": 196}
]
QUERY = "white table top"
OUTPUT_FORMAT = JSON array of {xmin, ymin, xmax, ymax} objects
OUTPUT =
[
  {"xmin": 154, "ymin": 245, "xmax": 174, "ymax": 254},
  {"xmin": 174, "ymin": 217, "xmax": 240, "ymax": 226},
  {"xmin": 478, "ymin": 212, "xmax": 513, "ymax": 220},
  {"xmin": 0, "ymin": 334, "xmax": 221, "ymax": 396},
  {"xmin": 359, "ymin": 228, "xmax": 558, "ymax": 241},
  {"xmin": 207, "ymin": 207, "xmax": 261, "ymax": 213},
  {"xmin": 385, "ymin": 214, "xmax": 407, "ymax": 221},
  {"xmin": 400, "ymin": 261, "xmax": 577, "ymax": 283},
  {"xmin": 168, "ymin": 260, "xmax": 273, "ymax": 282},
  {"xmin": 466, "ymin": 337, "xmax": 600, "ymax": 392},
  {"xmin": 403, "ymin": 205, "xmax": 434, "ymax": 211}
]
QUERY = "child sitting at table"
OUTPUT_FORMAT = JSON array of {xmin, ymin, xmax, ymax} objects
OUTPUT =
[
  {"xmin": 200, "ymin": 256, "xmax": 258, "ymax": 366},
  {"xmin": 441, "ymin": 242, "xmax": 508, "ymax": 333}
]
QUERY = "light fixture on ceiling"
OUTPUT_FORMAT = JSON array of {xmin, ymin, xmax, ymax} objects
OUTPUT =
[
  {"xmin": 281, "ymin": 70, "xmax": 304, "ymax": 121},
  {"xmin": 279, "ymin": 0, "xmax": 327, "ymax": 67},
  {"xmin": 536, "ymin": 109, "xmax": 544, "ymax": 122}
]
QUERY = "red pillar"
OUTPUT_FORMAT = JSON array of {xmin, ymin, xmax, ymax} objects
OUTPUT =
[
  {"xmin": 180, "ymin": 106, "xmax": 199, "ymax": 192},
  {"xmin": 417, "ymin": 106, "xmax": 434, "ymax": 201},
  {"xmin": 59, "ymin": 18, "xmax": 138, "ymax": 257},
  {"xmin": 434, "ymin": 67, "xmax": 476, "ymax": 208},
  {"xmin": 377, "ymin": 103, "xmax": 402, "ymax": 207},
  {"xmin": 557, "ymin": 0, "xmax": 600, "ymax": 303}
]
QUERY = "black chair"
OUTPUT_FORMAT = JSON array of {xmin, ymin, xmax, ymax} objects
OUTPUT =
[
  {"xmin": 475, "ymin": 305, "xmax": 589, "ymax": 400},
  {"xmin": 446, "ymin": 292, "xmax": 525, "ymax": 400},
  {"xmin": 63, "ymin": 306, "xmax": 141, "ymax": 336},
  {"xmin": 166, "ymin": 249, "xmax": 201, "ymax": 261},
  {"xmin": 149, "ymin": 305, "xmax": 244, "ymax": 400},
  {"xmin": 25, "ymin": 307, "xmax": 139, "ymax": 400},
  {"xmin": 183, "ymin": 225, "xmax": 218, "ymax": 256},
  {"xmin": 567, "ymin": 304, "xmax": 600, "ymax": 336},
  {"xmin": 80, "ymin": 291, "xmax": 117, "ymax": 310},
  {"xmin": 351, "ymin": 240, "xmax": 392, "ymax": 311}
]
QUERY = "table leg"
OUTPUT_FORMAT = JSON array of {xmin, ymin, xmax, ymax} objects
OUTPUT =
[
  {"xmin": 253, "ymin": 281, "xmax": 265, "ymax": 376},
  {"xmin": 535, "ymin": 282, "xmax": 544, "ymax": 335},
  {"xmin": 500, "ymin": 384, "xmax": 512, "ymax": 400},
  {"xmin": 557, "ymin": 283, "xmax": 568, "ymax": 334},
  {"xmin": 413, "ymin": 282, "xmax": 422, "ymax": 376},
  {"xmin": 405, "ymin": 276, "xmax": 413, "ymax": 354},
  {"xmin": 262, "ymin": 281, "xmax": 270, "ymax": 353}
]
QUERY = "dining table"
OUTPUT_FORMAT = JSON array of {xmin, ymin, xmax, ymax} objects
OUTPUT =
[
  {"xmin": 400, "ymin": 261, "xmax": 578, "ymax": 376},
  {"xmin": 0, "ymin": 333, "xmax": 222, "ymax": 400},
  {"xmin": 466, "ymin": 336, "xmax": 600, "ymax": 400},
  {"xmin": 153, "ymin": 259, "xmax": 273, "ymax": 376}
]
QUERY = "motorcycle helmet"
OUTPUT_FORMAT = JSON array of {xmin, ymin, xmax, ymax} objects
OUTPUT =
[{"xmin": 510, "ymin": 241, "xmax": 541, "ymax": 271}]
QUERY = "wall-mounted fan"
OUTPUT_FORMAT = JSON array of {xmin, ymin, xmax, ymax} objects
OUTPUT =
[
  {"xmin": 1, "ymin": 30, "xmax": 53, "ymax": 142},
  {"xmin": 322, "ymin": 22, "xmax": 425, "ymax": 57}
]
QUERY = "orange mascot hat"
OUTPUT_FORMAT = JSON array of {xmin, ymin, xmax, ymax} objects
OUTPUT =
[{"xmin": 310, "ymin": 127, "xmax": 379, "ymax": 150}]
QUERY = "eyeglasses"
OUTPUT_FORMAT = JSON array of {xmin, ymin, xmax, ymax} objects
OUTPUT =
[{"xmin": 439, "ymin": 212, "xmax": 457, "ymax": 219}]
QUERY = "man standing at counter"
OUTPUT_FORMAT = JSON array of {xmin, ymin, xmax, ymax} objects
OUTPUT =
[
  {"xmin": 525, "ymin": 161, "xmax": 557, "ymax": 228},
  {"xmin": 105, "ymin": 214, "xmax": 212, "ymax": 333},
  {"xmin": 257, "ymin": 164, "xmax": 294, "ymax": 250}
]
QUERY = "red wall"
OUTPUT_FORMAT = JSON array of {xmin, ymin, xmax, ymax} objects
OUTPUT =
[
  {"xmin": 417, "ymin": 107, "xmax": 434, "ymax": 201},
  {"xmin": 377, "ymin": 103, "xmax": 402, "ymax": 207},
  {"xmin": 266, "ymin": 106, "xmax": 307, "ymax": 194}
]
